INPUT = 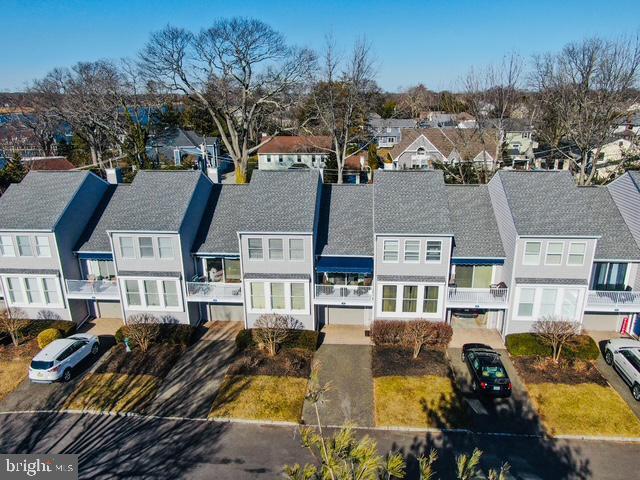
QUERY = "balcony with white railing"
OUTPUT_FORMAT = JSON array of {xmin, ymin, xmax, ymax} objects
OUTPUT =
[
  {"xmin": 314, "ymin": 285, "xmax": 374, "ymax": 306},
  {"xmin": 447, "ymin": 287, "xmax": 508, "ymax": 309},
  {"xmin": 586, "ymin": 290, "xmax": 640, "ymax": 312},
  {"xmin": 186, "ymin": 282, "xmax": 243, "ymax": 303},
  {"xmin": 66, "ymin": 279, "xmax": 120, "ymax": 300}
]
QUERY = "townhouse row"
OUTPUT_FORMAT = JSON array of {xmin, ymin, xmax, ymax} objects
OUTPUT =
[{"xmin": 0, "ymin": 168, "xmax": 639, "ymax": 338}]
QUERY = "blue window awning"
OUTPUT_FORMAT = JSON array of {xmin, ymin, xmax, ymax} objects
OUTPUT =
[
  {"xmin": 316, "ymin": 257, "xmax": 373, "ymax": 274},
  {"xmin": 77, "ymin": 252, "xmax": 114, "ymax": 261},
  {"xmin": 451, "ymin": 258, "xmax": 504, "ymax": 266}
]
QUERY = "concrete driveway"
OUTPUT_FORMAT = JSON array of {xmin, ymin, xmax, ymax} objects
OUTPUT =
[
  {"xmin": 448, "ymin": 347, "xmax": 542, "ymax": 435},
  {"xmin": 0, "ymin": 334, "xmax": 115, "ymax": 412},
  {"xmin": 302, "ymin": 344, "xmax": 374, "ymax": 427}
]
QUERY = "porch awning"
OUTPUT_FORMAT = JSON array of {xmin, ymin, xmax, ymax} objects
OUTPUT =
[
  {"xmin": 316, "ymin": 257, "xmax": 373, "ymax": 274},
  {"xmin": 451, "ymin": 258, "xmax": 504, "ymax": 266},
  {"xmin": 77, "ymin": 252, "xmax": 113, "ymax": 261}
]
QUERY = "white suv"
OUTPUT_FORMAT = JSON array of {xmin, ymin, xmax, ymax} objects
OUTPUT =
[
  {"xmin": 604, "ymin": 338, "xmax": 640, "ymax": 401},
  {"xmin": 29, "ymin": 334, "xmax": 100, "ymax": 383}
]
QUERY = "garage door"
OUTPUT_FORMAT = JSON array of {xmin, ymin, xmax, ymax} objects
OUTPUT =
[
  {"xmin": 208, "ymin": 304, "xmax": 244, "ymax": 322},
  {"xmin": 326, "ymin": 306, "xmax": 371, "ymax": 325},
  {"xmin": 582, "ymin": 313, "xmax": 622, "ymax": 332},
  {"xmin": 96, "ymin": 301, "xmax": 123, "ymax": 319}
]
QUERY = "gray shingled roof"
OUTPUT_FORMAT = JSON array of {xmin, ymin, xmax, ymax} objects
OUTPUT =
[
  {"xmin": 78, "ymin": 170, "xmax": 207, "ymax": 253},
  {"xmin": 196, "ymin": 184, "xmax": 249, "ymax": 255},
  {"xmin": 447, "ymin": 185, "xmax": 505, "ymax": 258},
  {"xmin": 515, "ymin": 278, "xmax": 588, "ymax": 285},
  {"xmin": 497, "ymin": 171, "xmax": 599, "ymax": 237},
  {"xmin": 242, "ymin": 170, "xmax": 320, "ymax": 233},
  {"xmin": 577, "ymin": 186, "xmax": 640, "ymax": 260},
  {"xmin": 373, "ymin": 171, "xmax": 452, "ymax": 235},
  {"xmin": 316, "ymin": 184, "xmax": 374, "ymax": 257},
  {"xmin": 0, "ymin": 171, "xmax": 96, "ymax": 231}
]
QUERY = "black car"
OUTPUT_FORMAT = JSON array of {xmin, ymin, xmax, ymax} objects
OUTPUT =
[{"xmin": 461, "ymin": 343, "xmax": 512, "ymax": 397}]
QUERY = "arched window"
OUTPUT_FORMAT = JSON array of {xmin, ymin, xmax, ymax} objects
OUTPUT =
[{"xmin": 417, "ymin": 147, "xmax": 426, "ymax": 155}]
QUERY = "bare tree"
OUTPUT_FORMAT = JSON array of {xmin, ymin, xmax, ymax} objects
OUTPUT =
[
  {"xmin": 398, "ymin": 84, "xmax": 435, "ymax": 119},
  {"xmin": 125, "ymin": 313, "xmax": 160, "ymax": 353},
  {"xmin": 252, "ymin": 314, "xmax": 302, "ymax": 356},
  {"xmin": 306, "ymin": 37, "xmax": 378, "ymax": 183},
  {"xmin": 533, "ymin": 316, "xmax": 579, "ymax": 362},
  {"xmin": 0, "ymin": 308, "xmax": 29, "ymax": 347},
  {"xmin": 139, "ymin": 18, "xmax": 315, "ymax": 183},
  {"xmin": 404, "ymin": 320, "xmax": 432, "ymax": 359},
  {"xmin": 530, "ymin": 36, "xmax": 640, "ymax": 184}
]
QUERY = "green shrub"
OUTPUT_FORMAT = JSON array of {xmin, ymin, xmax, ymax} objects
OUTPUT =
[
  {"xmin": 235, "ymin": 328, "xmax": 318, "ymax": 352},
  {"xmin": 506, "ymin": 333, "xmax": 599, "ymax": 360},
  {"xmin": 235, "ymin": 329, "xmax": 254, "ymax": 351},
  {"xmin": 115, "ymin": 326, "xmax": 126, "ymax": 344},
  {"xmin": 37, "ymin": 328, "xmax": 62, "ymax": 349},
  {"xmin": 21, "ymin": 319, "xmax": 76, "ymax": 339}
]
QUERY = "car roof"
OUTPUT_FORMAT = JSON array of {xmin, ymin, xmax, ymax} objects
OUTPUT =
[
  {"xmin": 32, "ymin": 338, "xmax": 78, "ymax": 361},
  {"xmin": 609, "ymin": 338, "xmax": 640, "ymax": 349}
]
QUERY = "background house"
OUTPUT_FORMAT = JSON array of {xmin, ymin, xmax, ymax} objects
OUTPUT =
[{"xmin": 257, "ymin": 135, "xmax": 331, "ymax": 171}]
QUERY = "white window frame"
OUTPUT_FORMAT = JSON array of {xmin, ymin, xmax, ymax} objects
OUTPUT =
[
  {"xmin": 514, "ymin": 285, "xmax": 584, "ymax": 322},
  {"xmin": 567, "ymin": 242, "xmax": 586, "ymax": 266},
  {"xmin": 120, "ymin": 236, "xmax": 135, "ymax": 259},
  {"xmin": 16, "ymin": 235, "xmax": 33, "ymax": 257},
  {"xmin": 516, "ymin": 287, "xmax": 536, "ymax": 318},
  {"xmin": 382, "ymin": 240, "xmax": 399, "ymax": 263},
  {"xmin": 404, "ymin": 240, "xmax": 420, "ymax": 263},
  {"xmin": 35, "ymin": 236, "xmax": 51, "ymax": 258},
  {"xmin": 268, "ymin": 238, "xmax": 284, "ymax": 260},
  {"xmin": 157, "ymin": 237, "xmax": 175, "ymax": 260},
  {"xmin": 2, "ymin": 275, "xmax": 64, "ymax": 309},
  {"xmin": 120, "ymin": 277, "xmax": 184, "ymax": 312},
  {"xmin": 247, "ymin": 238, "xmax": 263, "ymax": 260},
  {"xmin": 289, "ymin": 238, "xmax": 304, "ymax": 261},
  {"xmin": 539, "ymin": 288, "xmax": 558, "ymax": 317},
  {"xmin": 523, "ymin": 241, "xmax": 541, "ymax": 266},
  {"xmin": 425, "ymin": 240, "xmax": 442, "ymax": 263},
  {"xmin": 138, "ymin": 237, "xmax": 155, "ymax": 259},
  {"xmin": 544, "ymin": 241, "xmax": 564, "ymax": 266},
  {"xmin": 0, "ymin": 235, "xmax": 15, "ymax": 257},
  {"xmin": 377, "ymin": 282, "xmax": 442, "ymax": 318},
  {"xmin": 245, "ymin": 280, "xmax": 310, "ymax": 314}
]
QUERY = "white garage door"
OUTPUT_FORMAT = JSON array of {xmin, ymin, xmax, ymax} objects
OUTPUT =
[
  {"xmin": 208, "ymin": 304, "xmax": 244, "ymax": 322},
  {"xmin": 582, "ymin": 313, "xmax": 622, "ymax": 332},
  {"xmin": 96, "ymin": 301, "xmax": 123, "ymax": 319},
  {"xmin": 327, "ymin": 306, "xmax": 371, "ymax": 325}
]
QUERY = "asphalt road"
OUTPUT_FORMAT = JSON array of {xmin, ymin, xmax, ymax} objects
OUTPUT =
[{"xmin": 0, "ymin": 412, "xmax": 637, "ymax": 479}]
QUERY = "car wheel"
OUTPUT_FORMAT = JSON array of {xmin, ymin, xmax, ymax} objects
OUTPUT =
[
  {"xmin": 633, "ymin": 384, "xmax": 640, "ymax": 402},
  {"xmin": 605, "ymin": 350, "xmax": 614, "ymax": 365},
  {"xmin": 62, "ymin": 369, "xmax": 72, "ymax": 382},
  {"xmin": 91, "ymin": 343, "xmax": 99, "ymax": 355}
]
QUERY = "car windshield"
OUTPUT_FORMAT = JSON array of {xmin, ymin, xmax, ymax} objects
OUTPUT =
[
  {"xmin": 477, "ymin": 354, "xmax": 507, "ymax": 379},
  {"xmin": 30, "ymin": 360, "xmax": 54, "ymax": 370}
]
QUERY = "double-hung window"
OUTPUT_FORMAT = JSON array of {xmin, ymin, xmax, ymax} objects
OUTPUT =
[
  {"xmin": 523, "ymin": 242, "xmax": 541, "ymax": 265},
  {"xmin": 42, "ymin": 278, "xmax": 60, "ymax": 305},
  {"xmin": 545, "ymin": 242, "xmax": 563, "ymax": 265},
  {"xmin": 248, "ymin": 238, "xmax": 263, "ymax": 260},
  {"xmin": 561, "ymin": 289, "xmax": 579, "ymax": 319},
  {"xmin": 250, "ymin": 282, "xmax": 265, "ymax": 310},
  {"xmin": 383, "ymin": 240, "xmax": 399, "ymax": 262},
  {"xmin": 6, "ymin": 278, "xmax": 23, "ymax": 304},
  {"xmin": 289, "ymin": 239, "xmax": 304, "ymax": 260},
  {"xmin": 539, "ymin": 288, "xmax": 557, "ymax": 317},
  {"xmin": 404, "ymin": 240, "xmax": 420, "ymax": 262},
  {"xmin": 270, "ymin": 283, "xmax": 286, "ymax": 309},
  {"xmin": 16, "ymin": 236, "xmax": 33, "ymax": 257},
  {"xmin": 0, "ymin": 236, "xmax": 15, "ymax": 257},
  {"xmin": 144, "ymin": 280, "xmax": 161, "ymax": 306},
  {"xmin": 139, "ymin": 237, "xmax": 154, "ymax": 259},
  {"xmin": 568, "ymin": 242, "xmax": 586, "ymax": 266},
  {"xmin": 268, "ymin": 238, "xmax": 284, "ymax": 260},
  {"xmin": 402, "ymin": 285, "xmax": 418, "ymax": 312},
  {"xmin": 35, "ymin": 236, "xmax": 51, "ymax": 257},
  {"xmin": 124, "ymin": 280, "xmax": 142, "ymax": 306},
  {"xmin": 517, "ymin": 288, "xmax": 535, "ymax": 317},
  {"xmin": 24, "ymin": 278, "xmax": 42, "ymax": 304},
  {"xmin": 425, "ymin": 241, "xmax": 442, "ymax": 262},
  {"xmin": 290, "ymin": 283, "xmax": 305, "ymax": 311},
  {"xmin": 120, "ymin": 237, "xmax": 135, "ymax": 258},
  {"xmin": 423, "ymin": 286, "xmax": 439, "ymax": 313},
  {"xmin": 381, "ymin": 285, "xmax": 397, "ymax": 312},
  {"xmin": 162, "ymin": 281, "xmax": 179, "ymax": 307},
  {"xmin": 158, "ymin": 237, "xmax": 174, "ymax": 259}
]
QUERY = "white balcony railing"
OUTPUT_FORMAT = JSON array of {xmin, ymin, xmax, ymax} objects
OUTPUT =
[
  {"xmin": 315, "ymin": 285, "xmax": 373, "ymax": 305},
  {"xmin": 186, "ymin": 282, "xmax": 243, "ymax": 303},
  {"xmin": 447, "ymin": 287, "xmax": 508, "ymax": 308},
  {"xmin": 586, "ymin": 290, "xmax": 640, "ymax": 311},
  {"xmin": 66, "ymin": 279, "xmax": 120, "ymax": 300}
]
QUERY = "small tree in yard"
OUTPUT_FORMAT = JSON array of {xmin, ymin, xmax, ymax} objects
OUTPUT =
[
  {"xmin": 0, "ymin": 309, "xmax": 29, "ymax": 347},
  {"xmin": 125, "ymin": 313, "xmax": 160, "ymax": 353},
  {"xmin": 252, "ymin": 314, "xmax": 302, "ymax": 357},
  {"xmin": 533, "ymin": 316, "xmax": 579, "ymax": 363},
  {"xmin": 404, "ymin": 320, "xmax": 432, "ymax": 359}
]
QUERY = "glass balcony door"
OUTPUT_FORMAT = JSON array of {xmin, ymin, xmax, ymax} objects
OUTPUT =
[{"xmin": 206, "ymin": 258, "xmax": 241, "ymax": 284}]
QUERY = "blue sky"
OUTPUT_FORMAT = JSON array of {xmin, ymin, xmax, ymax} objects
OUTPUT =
[{"xmin": 1, "ymin": 0, "xmax": 639, "ymax": 92}]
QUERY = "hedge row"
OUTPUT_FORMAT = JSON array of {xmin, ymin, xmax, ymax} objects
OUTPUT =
[
  {"xmin": 115, "ymin": 324, "xmax": 196, "ymax": 347},
  {"xmin": 505, "ymin": 333, "xmax": 599, "ymax": 360},
  {"xmin": 370, "ymin": 320, "xmax": 453, "ymax": 349},
  {"xmin": 235, "ymin": 328, "xmax": 319, "ymax": 352}
]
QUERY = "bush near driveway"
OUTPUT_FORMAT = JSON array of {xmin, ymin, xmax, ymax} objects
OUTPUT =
[
  {"xmin": 370, "ymin": 320, "xmax": 452, "ymax": 351},
  {"xmin": 115, "ymin": 324, "xmax": 196, "ymax": 348},
  {"xmin": 506, "ymin": 333, "xmax": 599, "ymax": 360},
  {"xmin": 235, "ymin": 328, "xmax": 319, "ymax": 352},
  {"xmin": 37, "ymin": 328, "xmax": 62, "ymax": 349},
  {"xmin": 209, "ymin": 375, "xmax": 308, "ymax": 422}
]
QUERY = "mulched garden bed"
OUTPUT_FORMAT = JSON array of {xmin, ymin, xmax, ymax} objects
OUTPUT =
[
  {"xmin": 0, "ymin": 338, "xmax": 39, "ymax": 361},
  {"xmin": 372, "ymin": 346, "xmax": 450, "ymax": 378},
  {"xmin": 95, "ymin": 343, "xmax": 184, "ymax": 378},
  {"xmin": 512, "ymin": 356, "xmax": 607, "ymax": 386},
  {"xmin": 226, "ymin": 347, "xmax": 313, "ymax": 378}
]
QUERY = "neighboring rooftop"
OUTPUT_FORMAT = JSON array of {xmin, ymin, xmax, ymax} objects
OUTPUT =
[
  {"xmin": 316, "ymin": 184, "xmax": 374, "ymax": 257},
  {"xmin": 388, "ymin": 128, "xmax": 498, "ymax": 160},
  {"xmin": 447, "ymin": 185, "xmax": 505, "ymax": 259},
  {"xmin": 23, "ymin": 156, "xmax": 75, "ymax": 171},
  {"xmin": 257, "ymin": 136, "xmax": 332, "ymax": 155},
  {"xmin": 0, "ymin": 170, "xmax": 96, "ymax": 231},
  {"xmin": 373, "ymin": 170, "xmax": 452, "ymax": 235}
]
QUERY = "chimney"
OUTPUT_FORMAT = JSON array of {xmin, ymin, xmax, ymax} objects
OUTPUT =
[{"xmin": 105, "ymin": 167, "xmax": 123, "ymax": 184}]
